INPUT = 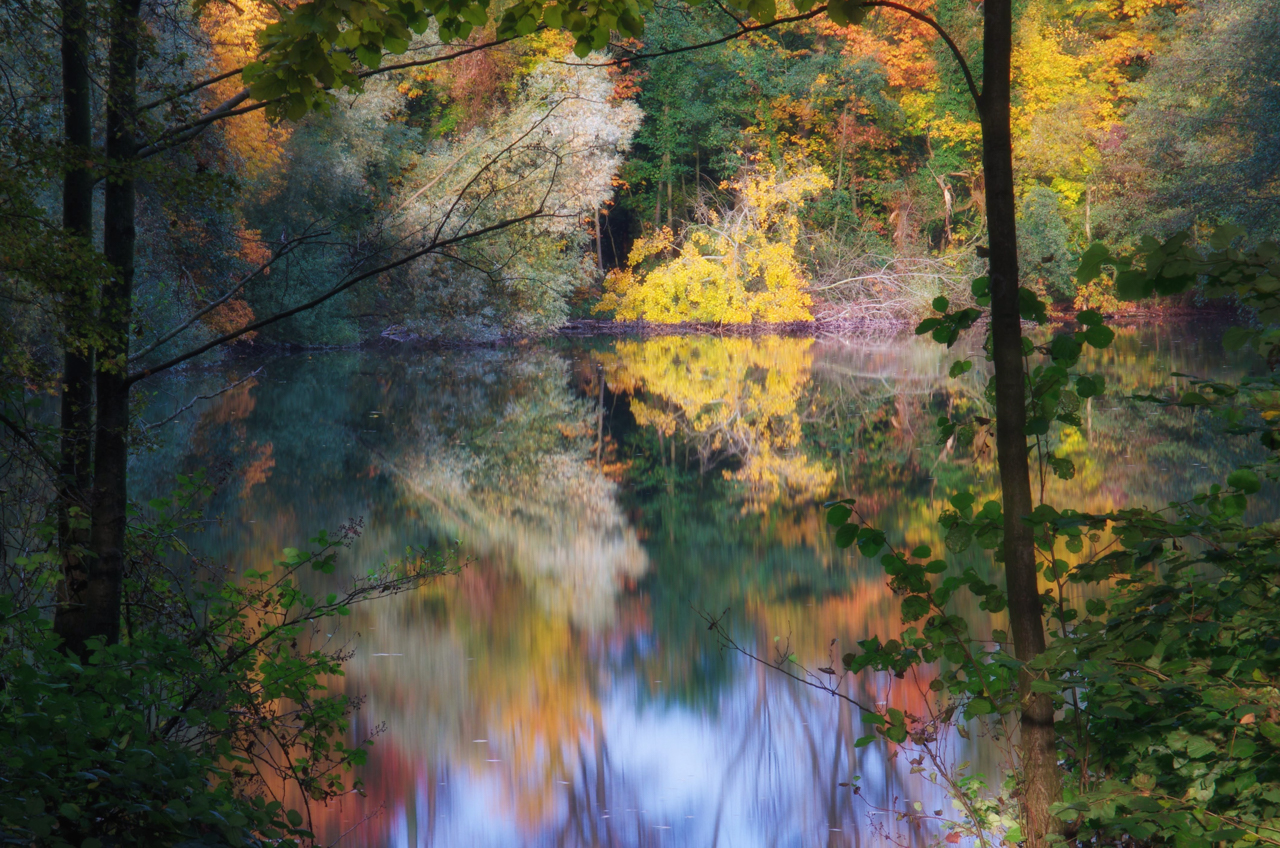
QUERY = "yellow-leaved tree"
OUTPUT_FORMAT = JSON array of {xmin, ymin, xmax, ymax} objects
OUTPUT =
[{"xmin": 597, "ymin": 161, "xmax": 830, "ymax": 323}]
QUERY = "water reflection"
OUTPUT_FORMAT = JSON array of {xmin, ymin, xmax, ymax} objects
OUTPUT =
[{"xmin": 135, "ymin": 322, "xmax": 1261, "ymax": 847}]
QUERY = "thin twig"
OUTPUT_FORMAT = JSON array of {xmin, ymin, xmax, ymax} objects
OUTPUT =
[{"xmin": 141, "ymin": 367, "xmax": 263, "ymax": 431}]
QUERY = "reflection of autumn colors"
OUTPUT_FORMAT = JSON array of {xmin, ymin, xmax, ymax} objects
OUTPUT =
[
  {"xmin": 372, "ymin": 353, "xmax": 648, "ymax": 628},
  {"xmin": 599, "ymin": 336, "xmax": 837, "ymax": 511},
  {"xmin": 133, "ymin": 323, "xmax": 1263, "ymax": 848}
]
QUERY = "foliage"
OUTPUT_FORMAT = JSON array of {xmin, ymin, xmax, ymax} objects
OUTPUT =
[
  {"xmin": 598, "ymin": 161, "xmax": 828, "ymax": 322},
  {"xmin": 1116, "ymin": 0, "xmax": 1280, "ymax": 238},
  {"xmin": 594, "ymin": 0, "xmax": 1236, "ymax": 316},
  {"xmin": 599, "ymin": 335, "xmax": 836, "ymax": 507},
  {"xmin": 797, "ymin": 229, "xmax": 1280, "ymax": 844},
  {"xmin": 1018, "ymin": 187, "xmax": 1075, "ymax": 299},
  {"xmin": 0, "ymin": 475, "xmax": 456, "ymax": 846},
  {"xmin": 390, "ymin": 50, "xmax": 641, "ymax": 339}
]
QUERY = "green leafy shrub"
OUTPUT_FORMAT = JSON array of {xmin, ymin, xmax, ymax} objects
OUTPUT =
[{"xmin": 0, "ymin": 480, "xmax": 456, "ymax": 847}]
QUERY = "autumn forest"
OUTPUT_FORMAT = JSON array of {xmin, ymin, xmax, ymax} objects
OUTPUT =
[{"xmin": 2, "ymin": 0, "xmax": 1280, "ymax": 846}]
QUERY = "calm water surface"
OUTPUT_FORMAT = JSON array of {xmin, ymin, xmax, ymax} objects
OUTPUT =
[{"xmin": 137, "ymin": 323, "xmax": 1261, "ymax": 848}]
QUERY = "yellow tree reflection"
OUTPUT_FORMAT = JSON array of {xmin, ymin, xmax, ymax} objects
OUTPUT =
[{"xmin": 599, "ymin": 336, "xmax": 836, "ymax": 511}]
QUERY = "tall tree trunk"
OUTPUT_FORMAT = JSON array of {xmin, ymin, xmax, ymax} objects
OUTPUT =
[
  {"xmin": 57, "ymin": 0, "xmax": 141, "ymax": 656},
  {"xmin": 57, "ymin": 0, "xmax": 96, "ymax": 623},
  {"xmin": 980, "ymin": 0, "xmax": 1061, "ymax": 842}
]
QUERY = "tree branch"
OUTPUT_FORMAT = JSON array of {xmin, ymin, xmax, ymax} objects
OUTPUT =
[
  {"xmin": 0, "ymin": 410, "xmax": 58, "ymax": 473},
  {"xmin": 864, "ymin": 0, "xmax": 980, "ymax": 110},
  {"xmin": 139, "ymin": 66, "xmax": 244, "ymax": 112},
  {"xmin": 133, "ymin": 35, "xmax": 526, "ymax": 163},
  {"xmin": 126, "ymin": 208, "xmax": 555, "ymax": 384},
  {"xmin": 141, "ymin": 367, "xmax": 263, "ymax": 431},
  {"xmin": 568, "ymin": 6, "xmax": 832, "ymax": 67},
  {"xmin": 129, "ymin": 230, "xmax": 325, "ymax": 363},
  {"xmin": 568, "ymin": 0, "xmax": 980, "ymax": 112}
]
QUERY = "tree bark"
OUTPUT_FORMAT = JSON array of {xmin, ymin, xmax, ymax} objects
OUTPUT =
[
  {"xmin": 56, "ymin": 0, "xmax": 141, "ymax": 656},
  {"xmin": 980, "ymin": 0, "xmax": 1061, "ymax": 842},
  {"xmin": 56, "ymin": 0, "xmax": 96, "ymax": 626}
]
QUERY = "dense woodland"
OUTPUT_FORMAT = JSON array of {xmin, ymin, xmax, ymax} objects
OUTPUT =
[
  {"xmin": 1, "ymin": 0, "xmax": 1277, "ymax": 352},
  {"xmin": 2, "ymin": 0, "xmax": 1280, "ymax": 845}
]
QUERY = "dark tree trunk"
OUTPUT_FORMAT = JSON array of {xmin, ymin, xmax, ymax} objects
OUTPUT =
[
  {"xmin": 56, "ymin": 0, "xmax": 96, "ymax": 624},
  {"xmin": 56, "ymin": 0, "xmax": 141, "ymax": 656},
  {"xmin": 979, "ymin": 0, "xmax": 1061, "ymax": 842}
]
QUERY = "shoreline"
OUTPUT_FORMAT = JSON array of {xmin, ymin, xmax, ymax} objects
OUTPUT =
[{"xmin": 193, "ymin": 305, "xmax": 1242, "ymax": 368}]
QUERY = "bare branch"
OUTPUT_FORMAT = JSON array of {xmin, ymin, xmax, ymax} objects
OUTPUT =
[
  {"xmin": 127, "ymin": 207, "xmax": 555, "ymax": 384},
  {"xmin": 0, "ymin": 409, "xmax": 57, "ymax": 473},
  {"xmin": 141, "ymin": 367, "xmax": 263, "ymax": 431},
  {"xmin": 565, "ymin": 0, "xmax": 980, "ymax": 111},
  {"xmin": 133, "ymin": 35, "xmax": 527, "ymax": 163},
  {"xmin": 864, "ymin": 0, "xmax": 980, "ymax": 110},
  {"xmin": 565, "ymin": 6, "xmax": 831, "ymax": 67},
  {"xmin": 139, "ymin": 66, "xmax": 244, "ymax": 111},
  {"xmin": 129, "ymin": 230, "xmax": 326, "ymax": 363}
]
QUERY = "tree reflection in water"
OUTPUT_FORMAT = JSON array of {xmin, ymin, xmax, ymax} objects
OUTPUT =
[{"xmin": 135, "ymin": 322, "xmax": 1258, "ymax": 847}]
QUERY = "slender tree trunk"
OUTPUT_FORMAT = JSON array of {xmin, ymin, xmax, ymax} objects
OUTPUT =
[
  {"xmin": 666, "ymin": 171, "xmax": 673, "ymax": 230},
  {"xmin": 1084, "ymin": 185, "xmax": 1092, "ymax": 243},
  {"xmin": 57, "ymin": 0, "xmax": 141, "ymax": 655},
  {"xmin": 57, "ymin": 0, "xmax": 96, "ymax": 620},
  {"xmin": 980, "ymin": 0, "xmax": 1061, "ymax": 842},
  {"xmin": 595, "ymin": 208, "xmax": 605, "ymax": 273}
]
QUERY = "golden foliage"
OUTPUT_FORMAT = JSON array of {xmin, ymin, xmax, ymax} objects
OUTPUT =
[
  {"xmin": 597, "ymin": 162, "xmax": 829, "ymax": 323},
  {"xmin": 1073, "ymin": 274, "xmax": 1122, "ymax": 313},
  {"xmin": 599, "ymin": 335, "xmax": 835, "ymax": 510},
  {"xmin": 199, "ymin": 0, "xmax": 291, "ymax": 177},
  {"xmin": 817, "ymin": 0, "xmax": 939, "ymax": 90}
]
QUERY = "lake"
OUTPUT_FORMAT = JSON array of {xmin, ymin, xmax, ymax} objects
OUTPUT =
[{"xmin": 135, "ymin": 321, "xmax": 1261, "ymax": 847}]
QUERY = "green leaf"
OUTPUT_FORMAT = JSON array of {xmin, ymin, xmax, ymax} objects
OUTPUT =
[
  {"xmin": 1184, "ymin": 735, "xmax": 1217, "ymax": 759},
  {"xmin": 515, "ymin": 13, "xmax": 539, "ymax": 34},
  {"xmin": 901, "ymin": 595, "xmax": 930, "ymax": 623},
  {"xmin": 1083, "ymin": 324, "xmax": 1115, "ymax": 349},
  {"xmin": 1222, "ymin": 326, "xmax": 1256, "ymax": 351},
  {"xmin": 1227, "ymin": 469, "xmax": 1261, "ymax": 494},
  {"xmin": 1115, "ymin": 269, "xmax": 1150, "ymax": 301},
  {"xmin": 932, "ymin": 296, "xmax": 950, "ymax": 313},
  {"xmin": 1076, "ymin": 374, "xmax": 1104, "ymax": 398},
  {"xmin": 827, "ymin": 504, "xmax": 853, "ymax": 527},
  {"xmin": 834, "ymin": 523, "xmax": 859, "ymax": 548},
  {"xmin": 967, "ymin": 697, "xmax": 995, "ymax": 716},
  {"xmin": 1076, "ymin": 243, "xmax": 1111, "ymax": 284},
  {"xmin": 949, "ymin": 359, "xmax": 973, "ymax": 378}
]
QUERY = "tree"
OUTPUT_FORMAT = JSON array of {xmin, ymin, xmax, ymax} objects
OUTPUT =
[
  {"xmin": 0, "ymin": 0, "xmax": 611, "ymax": 658},
  {"xmin": 10, "ymin": 0, "xmax": 1056, "ymax": 833}
]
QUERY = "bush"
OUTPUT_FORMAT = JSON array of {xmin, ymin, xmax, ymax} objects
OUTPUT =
[
  {"xmin": 1018, "ymin": 187, "xmax": 1076, "ymax": 300},
  {"xmin": 0, "ymin": 482, "xmax": 455, "ymax": 847}
]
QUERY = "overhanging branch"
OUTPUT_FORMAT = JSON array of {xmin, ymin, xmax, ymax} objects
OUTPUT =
[{"xmin": 126, "ymin": 208, "xmax": 554, "ymax": 385}]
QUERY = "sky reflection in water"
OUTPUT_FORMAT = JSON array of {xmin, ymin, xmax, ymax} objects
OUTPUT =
[{"xmin": 140, "ymin": 323, "xmax": 1260, "ymax": 847}]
